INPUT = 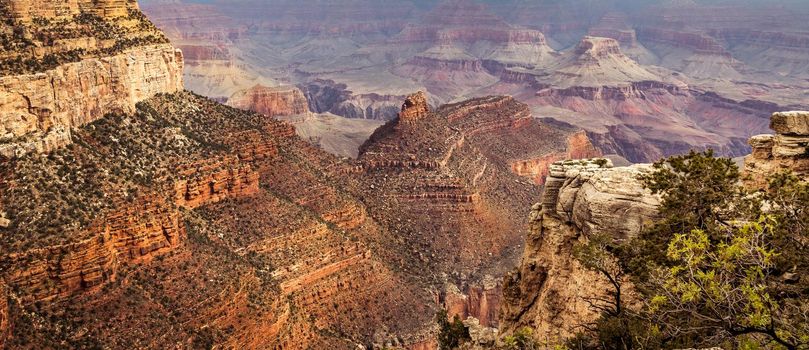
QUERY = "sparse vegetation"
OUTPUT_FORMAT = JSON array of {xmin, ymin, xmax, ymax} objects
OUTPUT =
[{"xmin": 0, "ymin": 8, "xmax": 168, "ymax": 76}]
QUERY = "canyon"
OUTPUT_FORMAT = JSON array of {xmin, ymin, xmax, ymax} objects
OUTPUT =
[
  {"xmin": 141, "ymin": 0, "xmax": 809, "ymax": 163},
  {"xmin": 0, "ymin": 0, "xmax": 602, "ymax": 346},
  {"xmin": 3, "ymin": 0, "xmax": 809, "ymax": 348}
]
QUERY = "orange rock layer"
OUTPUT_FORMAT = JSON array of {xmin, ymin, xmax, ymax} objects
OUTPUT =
[{"xmin": 5, "ymin": 196, "xmax": 184, "ymax": 303}]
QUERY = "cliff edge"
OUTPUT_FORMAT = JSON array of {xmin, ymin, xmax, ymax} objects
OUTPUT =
[{"xmin": 499, "ymin": 159, "xmax": 660, "ymax": 341}]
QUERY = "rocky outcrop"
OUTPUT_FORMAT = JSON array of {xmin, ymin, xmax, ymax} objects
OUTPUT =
[
  {"xmin": 0, "ymin": 43, "xmax": 184, "ymax": 157},
  {"xmin": 398, "ymin": 91, "xmax": 430, "ymax": 123},
  {"xmin": 744, "ymin": 111, "xmax": 809, "ymax": 187},
  {"xmin": 510, "ymin": 131, "xmax": 601, "ymax": 184},
  {"xmin": 500, "ymin": 159, "xmax": 660, "ymax": 342},
  {"xmin": 444, "ymin": 277, "xmax": 502, "ymax": 328},
  {"xmin": 0, "ymin": 0, "xmax": 182, "ymax": 158},
  {"xmin": 226, "ymin": 84, "xmax": 310, "ymax": 118},
  {"xmin": 174, "ymin": 156, "xmax": 261, "ymax": 209}
]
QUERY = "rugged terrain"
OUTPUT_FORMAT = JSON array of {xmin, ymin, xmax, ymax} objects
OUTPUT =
[
  {"xmin": 499, "ymin": 159, "xmax": 660, "ymax": 342},
  {"xmin": 496, "ymin": 110, "xmax": 809, "ymax": 345},
  {"xmin": 0, "ymin": 0, "xmax": 603, "ymax": 346},
  {"xmin": 141, "ymin": 0, "xmax": 809, "ymax": 163}
]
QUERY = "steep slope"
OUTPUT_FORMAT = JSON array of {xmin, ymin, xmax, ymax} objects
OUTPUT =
[
  {"xmin": 0, "ymin": 91, "xmax": 435, "ymax": 348},
  {"xmin": 0, "ymin": 89, "xmax": 598, "ymax": 347},
  {"xmin": 499, "ymin": 110, "xmax": 809, "ymax": 345},
  {"xmin": 357, "ymin": 92, "xmax": 599, "ymax": 287},
  {"xmin": 0, "ymin": 1, "xmax": 603, "ymax": 343}
]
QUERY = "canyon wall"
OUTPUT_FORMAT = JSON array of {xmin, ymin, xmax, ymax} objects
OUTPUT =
[
  {"xmin": 500, "ymin": 110, "xmax": 809, "ymax": 344},
  {"xmin": 3, "ymin": 0, "xmax": 139, "ymax": 21},
  {"xmin": 226, "ymin": 84, "xmax": 310, "ymax": 118},
  {"xmin": 0, "ymin": 0, "xmax": 183, "ymax": 158},
  {"xmin": 0, "ymin": 44, "xmax": 184, "ymax": 157}
]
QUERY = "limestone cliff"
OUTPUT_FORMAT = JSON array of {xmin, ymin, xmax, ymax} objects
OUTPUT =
[
  {"xmin": 744, "ymin": 111, "xmax": 809, "ymax": 187},
  {"xmin": 499, "ymin": 159, "xmax": 660, "ymax": 342},
  {"xmin": 0, "ymin": 45, "xmax": 183, "ymax": 157},
  {"xmin": 0, "ymin": 0, "xmax": 183, "ymax": 158},
  {"xmin": 4, "ymin": 0, "xmax": 139, "ymax": 21}
]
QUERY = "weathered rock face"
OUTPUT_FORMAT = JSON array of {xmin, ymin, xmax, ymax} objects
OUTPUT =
[
  {"xmin": 500, "ymin": 159, "xmax": 660, "ymax": 342},
  {"xmin": 509, "ymin": 131, "xmax": 601, "ymax": 185},
  {"xmin": 4, "ymin": 0, "xmax": 138, "ymax": 21},
  {"xmin": 444, "ymin": 277, "xmax": 502, "ymax": 328},
  {"xmin": 226, "ymin": 84, "xmax": 310, "ymax": 118},
  {"xmin": 744, "ymin": 111, "xmax": 809, "ymax": 187},
  {"xmin": 4, "ymin": 196, "xmax": 185, "ymax": 303},
  {"xmin": 0, "ymin": 44, "xmax": 184, "ymax": 157},
  {"xmin": 0, "ymin": 0, "xmax": 184, "ymax": 158},
  {"xmin": 356, "ymin": 92, "xmax": 601, "ymax": 338}
]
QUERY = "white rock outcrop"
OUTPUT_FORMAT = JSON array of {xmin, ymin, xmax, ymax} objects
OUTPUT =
[{"xmin": 500, "ymin": 159, "xmax": 660, "ymax": 342}]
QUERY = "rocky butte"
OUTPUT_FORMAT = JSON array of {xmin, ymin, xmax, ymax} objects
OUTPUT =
[
  {"xmin": 0, "ymin": 0, "xmax": 607, "ymax": 346},
  {"xmin": 226, "ymin": 84, "xmax": 310, "ymax": 118}
]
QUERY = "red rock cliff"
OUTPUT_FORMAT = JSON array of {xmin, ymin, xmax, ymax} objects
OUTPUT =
[{"xmin": 227, "ymin": 84, "xmax": 310, "ymax": 118}]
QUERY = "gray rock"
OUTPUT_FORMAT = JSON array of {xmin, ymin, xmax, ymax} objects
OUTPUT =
[{"xmin": 771, "ymin": 111, "xmax": 809, "ymax": 136}]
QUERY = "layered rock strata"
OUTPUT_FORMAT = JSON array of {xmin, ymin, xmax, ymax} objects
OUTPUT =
[
  {"xmin": 0, "ymin": 0, "xmax": 183, "ymax": 158},
  {"xmin": 0, "ymin": 44, "xmax": 184, "ymax": 157},
  {"xmin": 500, "ymin": 159, "xmax": 660, "ymax": 342},
  {"xmin": 744, "ymin": 111, "xmax": 809, "ymax": 187},
  {"xmin": 398, "ymin": 90, "xmax": 430, "ymax": 123},
  {"xmin": 226, "ymin": 84, "xmax": 310, "ymax": 118},
  {"xmin": 3, "ymin": 0, "xmax": 139, "ymax": 21}
]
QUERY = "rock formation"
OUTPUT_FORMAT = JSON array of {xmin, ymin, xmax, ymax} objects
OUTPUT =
[
  {"xmin": 744, "ymin": 111, "xmax": 809, "ymax": 187},
  {"xmin": 226, "ymin": 84, "xmax": 310, "ymax": 118},
  {"xmin": 0, "ymin": 45, "xmax": 184, "ymax": 157},
  {"xmin": 499, "ymin": 159, "xmax": 660, "ymax": 342},
  {"xmin": 356, "ymin": 92, "xmax": 602, "ymax": 336},
  {"xmin": 444, "ymin": 277, "xmax": 502, "ymax": 328},
  {"xmin": 397, "ymin": 91, "xmax": 430, "ymax": 123},
  {"xmin": 141, "ymin": 0, "xmax": 809, "ymax": 164},
  {"xmin": 1, "ymin": 41, "xmax": 597, "ymax": 350},
  {"xmin": 0, "ymin": 0, "xmax": 183, "ymax": 157},
  {"xmin": 498, "ymin": 110, "xmax": 809, "ymax": 344}
]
